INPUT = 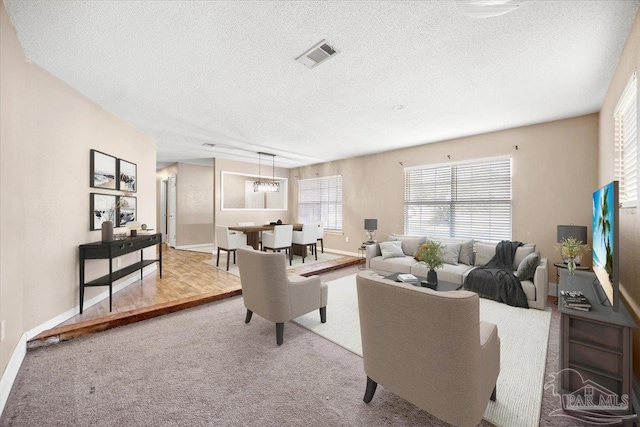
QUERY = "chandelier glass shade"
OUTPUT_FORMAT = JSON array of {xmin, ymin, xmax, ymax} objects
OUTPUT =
[{"xmin": 254, "ymin": 152, "xmax": 280, "ymax": 193}]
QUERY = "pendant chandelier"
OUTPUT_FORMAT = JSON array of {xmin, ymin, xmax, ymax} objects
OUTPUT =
[{"xmin": 254, "ymin": 152, "xmax": 280, "ymax": 192}]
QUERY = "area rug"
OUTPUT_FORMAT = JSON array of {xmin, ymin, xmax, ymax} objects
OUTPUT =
[
  {"xmin": 178, "ymin": 244, "xmax": 214, "ymax": 253},
  {"xmin": 203, "ymin": 250, "xmax": 343, "ymax": 277},
  {"xmin": 293, "ymin": 273, "xmax": 552, "ymax": 427}
]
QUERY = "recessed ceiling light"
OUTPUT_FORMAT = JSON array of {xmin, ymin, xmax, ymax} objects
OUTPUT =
[
  {"xmin": 457, "ymin": 0, "xmax": 524, "ymax": 18},
  {"xmin": 201, "ymin": 143, "xmax": 216, "ymax": 148}
]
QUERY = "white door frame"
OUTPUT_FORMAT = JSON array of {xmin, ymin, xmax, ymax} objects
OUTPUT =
[{"xmin": 168, "ymin": 175, "xmax": 177, "ymax": 248}]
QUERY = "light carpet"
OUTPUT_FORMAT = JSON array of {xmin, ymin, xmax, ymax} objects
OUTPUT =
[
  {"xmin": 203, "ymin": 250, "xmax": 343, "ymax": 277},
  {"xmin": 293, "ymin": 273, "xmax": 552, "ymax": 427},
  {"xmin": 178, "ymin": 244, "xmax": 214, "ymax": 253}
]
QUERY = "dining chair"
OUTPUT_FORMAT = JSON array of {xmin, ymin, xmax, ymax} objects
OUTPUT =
[
  {"xmin": 315, "ymin": 222, "xmax": 324, "ymax": 253},
  {"xmin": 261, "ymin": 224, "xmax": 293, "ymax": 266},
  {"xmin": 215, "ymin": 225, "xmax": 248, "ymax": 271},
  {"xmin": 292, "ymin": 223, "xmax": 317, "ymax": 263}
]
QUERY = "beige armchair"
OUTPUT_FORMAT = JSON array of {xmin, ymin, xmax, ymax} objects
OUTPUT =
[
  {"xmin": 238, "ymin": 246, "xmax": 328, "ymax": 345},
  {"xmin": 215, "ymin": 225, "xmax": 248, "ymax": 271},
  {"xmin": 356, "ymin": 270, "xmax": 499, "ymax": 427}
]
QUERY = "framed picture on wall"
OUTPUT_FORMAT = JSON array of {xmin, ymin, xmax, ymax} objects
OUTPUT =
[
  {"xmin": 117, "ymin": 196, "xmax": 137, "ymax": 227},
  {"xmin": 90, "ymin": 150, "xmax": 117, "ymax": 190},
  {"xmin": 90, "ymin": 193, "xmax": 117, "ymax": 230},
  {"xmin": 117, "ymin": 159, "xmax": 137, "ymax": 192}
]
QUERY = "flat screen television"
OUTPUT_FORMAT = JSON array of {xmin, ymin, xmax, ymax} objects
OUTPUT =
[{"xmin": 592, "ymin": 181, "xmax": 619, "ymax": 311}]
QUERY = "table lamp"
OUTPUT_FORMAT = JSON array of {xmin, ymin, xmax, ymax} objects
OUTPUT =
[{"xmin": 364, "ymin": 219, "xmax": 378, "ymax": 243}]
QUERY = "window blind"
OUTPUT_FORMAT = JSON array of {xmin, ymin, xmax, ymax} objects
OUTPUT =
[
  {"xmin": 615, "ymin": 71, "xmax": 638, "ymax": 208},
  {"xmin": 298, "ymin": 175, "xmax": 343, "ymax": 231},
  {"xmin": 404, "ymin": 158, "xmax": 512, "ymax": 241}
]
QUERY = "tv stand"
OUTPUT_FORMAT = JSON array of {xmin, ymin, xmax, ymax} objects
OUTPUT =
[
  {"xmin": 559, "ymin": 270, "xmax": 636, "ymax": 418},
  {"xmin": 591, "ymin": 276, "xmax": 612, "ymax": 307}
]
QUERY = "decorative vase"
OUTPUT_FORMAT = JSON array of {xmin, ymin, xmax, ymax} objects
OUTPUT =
[
  {"xmin": 101, "ymin": 221, "xmax": 114, "ymax": 243},
  {"xmin": 427, "ymin": 269, "xmax": 438, "ymax": 285},
  {"xmin": 567, "ymin": 258, "xmax": 576, "ymax": 275}
]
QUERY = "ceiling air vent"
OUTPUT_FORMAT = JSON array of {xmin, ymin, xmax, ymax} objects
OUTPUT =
[{"xmin": 295, "ymin": 40, "xmax": 339, "ymax": 69}]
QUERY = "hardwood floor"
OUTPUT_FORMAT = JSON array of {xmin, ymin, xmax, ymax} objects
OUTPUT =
[{"xmin": 28, "ymin": 244, "xmax": 362, "ymax": 348}]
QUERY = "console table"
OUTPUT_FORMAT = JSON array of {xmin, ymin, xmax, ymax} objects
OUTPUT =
[
  {"xmin": 558, "ymin": 270, "xmax": 636, "ymax": 414},
  {"xmin": 79, "ymin": 233, "xmax": 162, "ymax": 314}
]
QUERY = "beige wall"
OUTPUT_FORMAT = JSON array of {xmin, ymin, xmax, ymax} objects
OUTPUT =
[
  {"xmin": 176, "ymin": 163, "xmax": 214, "ymax": 247},
  {"xmin": 0, "ymin": 2, "xmax": 156, "ymax": 378},
  {"xmin": 291, "ymin": 114, "xmax": 599, "ymax": 284},
  {"xmin": 0, "ymin": 1, "xmax": 26, "ymax": 377},
  {"xmin": 156, "ymin": 162, "xmax": 214, "ymax": 248},
  {"xmin": 215, "ymin": 158, "xmax": 291, "ymax": 231},
  {"xmin": 598, "ymin": 10, "xmax": 640, "ymax": 378}
]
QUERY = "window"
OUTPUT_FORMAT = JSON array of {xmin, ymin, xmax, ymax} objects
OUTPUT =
[
  {"xmin": 298, "ymin": 175, "xmax": 343, "ymax": 231},
  {"xmin": 615, "ymin": 71, "xmax": 638, "ymax": 208},
  {"xmin": 404, "ymin": 158, "xmax": 512, "ymax": 241}
]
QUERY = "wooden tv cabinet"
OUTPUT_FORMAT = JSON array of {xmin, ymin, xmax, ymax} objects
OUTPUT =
[{"xmin": 558, "ymin": 270, "xmax": 636, "ymax": 414}]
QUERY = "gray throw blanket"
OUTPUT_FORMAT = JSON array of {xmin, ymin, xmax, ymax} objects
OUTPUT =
[{"xmin": 464, "ymin": 241, "xmax": 529, "ymax": 308}]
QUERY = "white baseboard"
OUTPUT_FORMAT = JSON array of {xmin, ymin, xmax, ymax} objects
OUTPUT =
[
  {"xmin": 324, "ymin": 248, "xmax": 358, "ymax": 257},
  {"xmin": 175, "ymin": 243, "xmax": 214, "ymax": 250},
  {"xmin": 25, "ymin": 264, "xmax": 157, "ymax": 341},
  {"xmin": 0, "ymin": 333, "xmax": 26, "ymax": 417}
]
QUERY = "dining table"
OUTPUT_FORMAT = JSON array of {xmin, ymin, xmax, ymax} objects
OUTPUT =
[{"xmin": 229, "ymin": 223, "xmax": 303, "ymax": 251}]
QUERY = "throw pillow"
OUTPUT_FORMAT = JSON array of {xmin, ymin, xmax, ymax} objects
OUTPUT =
[
  {"xmin": 432, "ymin": 238, "xmax": 474, "ymax": 265},
  {"xmin": 474, "ymin": 242, "xmax": 497, "ymax": 266},
  {"xmin": 513, "ymin": 244, "xmax": 536, "ymax": 270},
  {"xmin": 442, "ymin": 243, "xmax": 461, "ymax": 265},
  {"xmin": 379, "ymin": 241, "xmax": 405, "ymax": 260},
  {"xmin": 516, "ymin": 252, "xmax": 540, "ymax": 281},
  {"xmin": 389, "ymin": 235, "xmax": 426, "ymax": 257}
]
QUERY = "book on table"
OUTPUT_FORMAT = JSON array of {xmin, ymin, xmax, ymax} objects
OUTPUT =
[
  {"xmin": 397, "ymin": 274, "xmax": 418, "ymax": 284},
  {"xmin": 560, "ymin": 290, "xmax": 591, "ymax": 310}
]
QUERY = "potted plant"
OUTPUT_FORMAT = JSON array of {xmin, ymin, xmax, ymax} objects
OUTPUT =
[
  {"xmin": 555, "ymin": 237, "xmax": 590, "ymax": 274},
  {"xmin": 415, "ymin": 240, "xmax": 445, "ymax": 285}
]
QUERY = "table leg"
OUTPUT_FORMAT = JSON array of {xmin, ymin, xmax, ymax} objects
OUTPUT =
[
  {"xmin": 245, "ymin": 231, "xmax": 260, "ymax": 250},
  {"xmin": 109, "ymin": 258, "xmax": 113, "ymax": 312},
  {"xmin": 79, "ymin": 249, "xmax": 85, "ymax": 314},
  {"xmin": 158, "ymin": 241, "xmax": 162, "ymax": 278}
]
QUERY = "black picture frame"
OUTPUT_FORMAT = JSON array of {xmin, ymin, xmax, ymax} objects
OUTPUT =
[
  {"xmin": 90, "ymin": 150, "xmax": 117, "ymax": 190},
  {"xmin": 90, "ymin": 193, "xmax": 117, "ymax": 230},
  {"xmin": 117, "ymin": 159, "xmax": 137, "ymax": 192},
  {"xmin": 117, "ymin": 196, "xmax": 137, "ymax": 227}
]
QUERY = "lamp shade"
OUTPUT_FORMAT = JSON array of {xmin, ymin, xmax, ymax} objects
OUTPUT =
[
  {"xmin": 557, "ymin": 225, "xmax": 588, "ymax": 244},
  {"xmin": 364, "ymin": 219, "xmax": 378, "ymax": 231}
]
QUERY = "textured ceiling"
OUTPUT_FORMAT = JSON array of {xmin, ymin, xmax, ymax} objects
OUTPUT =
[{"xmin": 4, "ymin": 1, "xmax": 639, "ymax": 169}]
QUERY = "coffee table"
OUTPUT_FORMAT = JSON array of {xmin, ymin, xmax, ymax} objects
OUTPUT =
[{"xmin": 384, "ymin": 272, "xmax": 463, "ymax": 292}]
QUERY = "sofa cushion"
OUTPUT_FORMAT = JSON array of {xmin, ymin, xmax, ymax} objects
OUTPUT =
[
  {"xmin": 380, "ymin": 241, "xmax": 405, "ymax": 260},
  {"xmin": 411, "ymin": 262, "xmax": 473, "ymax": 285},
  {"xmin": 389, "ymin": 234, "xmax": 426, "ymax": 256},
  {"xmin": 514, "ymin": 244, "xmax": 536, "ymax": 270},
  {"xmin": 441, "ymin": 243, "xmax": 461, "ymax": 265},
  {"xmin": 516, "ymin": 252, "xmax": 540, "ymax": 281},
  {"xmin": 474, "ymin": 242, "xmax": 496, "ymax": 266},
  {"xmin": 370, "ymin": 256, "xmax": 416, "ymax": 274},
  {"xmin": 432, "ymin": 238, "xmax": 474, "ymax": 265}
]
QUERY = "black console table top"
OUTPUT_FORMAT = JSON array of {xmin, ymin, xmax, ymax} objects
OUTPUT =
[{"xmin": 79, "ymin": 233, "xmax": 162, "ymax": 314}]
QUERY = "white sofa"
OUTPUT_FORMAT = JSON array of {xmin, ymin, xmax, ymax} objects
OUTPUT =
[{"xmin": 365, "ymin": 234, "xmax": 549, "ymax": 310}]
